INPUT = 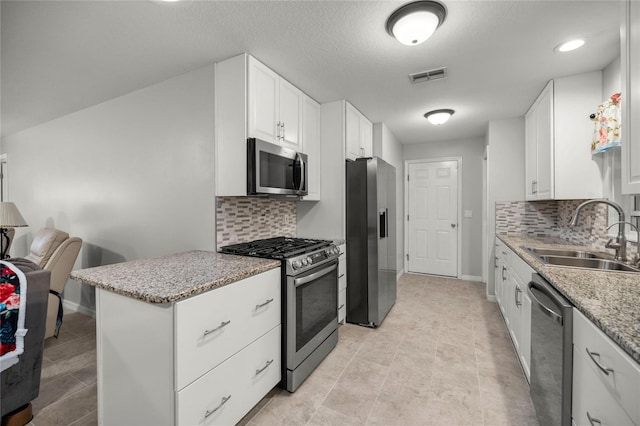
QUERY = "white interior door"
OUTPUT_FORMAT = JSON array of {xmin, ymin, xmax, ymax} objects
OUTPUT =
[{"xmin": 408, "ymin": 160, "xmax": 458, "ymax": 277}]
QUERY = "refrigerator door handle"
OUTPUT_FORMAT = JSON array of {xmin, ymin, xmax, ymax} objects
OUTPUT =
[{"xmin": 379, "ymin": 209, "xmax": 387, "ymax": 239}]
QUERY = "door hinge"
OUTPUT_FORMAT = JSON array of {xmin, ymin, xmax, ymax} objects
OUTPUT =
[
  {"xmin": 406, "ymin": 253, "xmax": 409, "ymax": 261},
  {"xmin": 407, "ymin": 214, "xmax": 409, "ymax": 221},
  {"xmin": 407, "ymin": 175, "xmax": 410, "ymax": 181}
]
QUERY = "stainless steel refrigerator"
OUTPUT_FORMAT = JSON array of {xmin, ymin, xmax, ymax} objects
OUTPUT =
[{"xmin": 345, "ymin": 157, "xmax": 397, "ymax": 327}]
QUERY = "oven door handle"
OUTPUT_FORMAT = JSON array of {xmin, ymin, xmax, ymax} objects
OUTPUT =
[{"xmin": 294, "ymin": 263, "xmax": 337, "ymax": 287}]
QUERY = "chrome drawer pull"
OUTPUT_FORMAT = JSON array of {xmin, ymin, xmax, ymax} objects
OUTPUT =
[
  {"xmin": 255, "ymin": 298, "xmax": 274, "ymax": 309},
  {"xmin": 585, "ymin": 348, "xmax": 614, "ymax": 375},
  {"xmin": 586, "ymin": 411, "xmax": 601, "ymax": 425},
  {"xmin": 204, "ymin": 395, "xmax": 231, "ymax": 418},
  {"xmin": 256, "ymin": 359, "xmax": 274, "ymax": 375},
  {"xmin": 203, "ymin": 320, "xmax": 231, "ymax": 337}
]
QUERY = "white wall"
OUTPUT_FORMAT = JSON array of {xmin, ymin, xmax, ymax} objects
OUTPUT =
[
  {"xmin": 485, "ymin": 118, "xmax": 526, "ymax": 296},
  {"xmin": 2, "ymin": 64, "xmax": 216, "ymax": 314},
  {"xmin": 403, "ymin": 137, "xmax": 484, "ymax": 279},
  {"xmin": 373, "ymin": 123, "xmax": 404, "ymax": 277}
]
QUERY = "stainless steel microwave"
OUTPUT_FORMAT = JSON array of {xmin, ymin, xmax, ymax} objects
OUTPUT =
[{"xmin": 247, "ymin": 138, "xmax": 308, "ymax": 197}]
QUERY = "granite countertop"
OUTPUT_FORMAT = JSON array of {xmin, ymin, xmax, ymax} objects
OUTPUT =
[
  {"xmin": 497, "ymin": 233, "xmax": 640, "ymax": 364},
  {"xmin": 70, "ymin": 250, "xmax": 280, "ymax": 304}
]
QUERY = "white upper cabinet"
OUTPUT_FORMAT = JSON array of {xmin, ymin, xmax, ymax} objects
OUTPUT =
[
  {"xmin": 248, "ymin": 56, "xmax": 302, "ymax": 151},
  {"xmin": 215, "ymin": 54, "xmax": 317, "ymax": 196},
  {"xmin": 345, "ymin": 102, "xmax": 373, "ymax": 161},
  {"xmin": 301, "ymin": 94, "xmax": 321, "ymax": 201},
  {"xmin": 622, "ymin": 0, "xmax": 640, "ymax": 194},
  {"xmin": 524, "ymin": 72, "xmax": 603, "ymax": 200}
]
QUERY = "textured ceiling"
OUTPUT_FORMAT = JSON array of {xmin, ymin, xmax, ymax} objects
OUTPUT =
[{"xmin": 0, "ymin": 0, "xmax": 622, "ymax": 144}]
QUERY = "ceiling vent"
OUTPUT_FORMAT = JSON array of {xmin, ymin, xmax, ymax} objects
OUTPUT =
[{"xmin": 409, "ymin": 67, "xmax": 447, "ymax": 84}]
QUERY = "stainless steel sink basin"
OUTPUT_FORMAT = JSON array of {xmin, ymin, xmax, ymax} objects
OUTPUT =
[
  {"xmin": 535, "ymin": 255, "xmax": 640, "ymax": 273},
  {"xmin": 524, "ymin": 247, "xmax": 605, "ymax": 259}
]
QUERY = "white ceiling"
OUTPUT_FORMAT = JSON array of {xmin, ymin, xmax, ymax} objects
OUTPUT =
[{"xmin": 0, "ymin": 0, "xmax": 622, "ymax": 144}]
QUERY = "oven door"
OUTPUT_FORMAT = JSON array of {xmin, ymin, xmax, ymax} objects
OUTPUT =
[
  {"xmin": 247, "ymin": 138, "xmax": 307, "ymax": 196},
  {"xmin": 286, "ymin": 260, "xmax": 338, "ymax": 369}
]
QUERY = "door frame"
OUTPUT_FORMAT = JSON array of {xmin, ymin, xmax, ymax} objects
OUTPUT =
[{"xmin": 404, "ymin": 156, "xmax": 462, "ymax": 278}]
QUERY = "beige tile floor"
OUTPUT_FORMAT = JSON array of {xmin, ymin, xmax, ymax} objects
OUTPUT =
[{"xmin": 28, "ymin": 273, "xmax": 538, "ymax": 425}]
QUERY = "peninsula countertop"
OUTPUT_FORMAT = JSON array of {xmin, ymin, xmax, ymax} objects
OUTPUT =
[
  {"xmin": 497, "ymin": 233, "xmax": 640, "ymax": 364},
  {"xmin": 70, "ymin": 250, "xmax": 280, "ymax": 304}
]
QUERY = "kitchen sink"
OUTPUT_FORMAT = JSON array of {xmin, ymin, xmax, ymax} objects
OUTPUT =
[
  {"xmin": 534, "ymin": 255, "xmax": 640, "ymax": 273},
  {"xmin": 524, "ymin": 247, "xmax": 604, "ymax": 259}
]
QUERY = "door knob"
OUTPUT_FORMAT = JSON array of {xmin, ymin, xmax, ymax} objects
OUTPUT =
[{"xmin": 451, "ymin": 223, "xmax": 457, "ymax": 228}]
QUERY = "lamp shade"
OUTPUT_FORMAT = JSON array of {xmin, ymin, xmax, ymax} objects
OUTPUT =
[
  {"xmin": 386, "ymin": 1, "xmax": 447, "ymax": 46},
  {"xmin": 0, "ymin": 202, "xmax": 28, "ymax": 227}
]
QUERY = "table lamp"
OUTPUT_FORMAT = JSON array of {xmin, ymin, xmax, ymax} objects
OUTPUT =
[{"xmin": 0, "ymin": 202, "xmax": 28, "ymax": 259}]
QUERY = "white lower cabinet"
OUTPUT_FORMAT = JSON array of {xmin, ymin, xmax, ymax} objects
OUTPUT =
[
  {"xmin": 96, "ymin": 268, "xmax": 282, "ymax": 426},
  {"xmin": 177, "ymin": 326, "xmax": 281, "ymax": 426},
  {"xmin": 494, "ymin": 238, "xmax": 533, "ymax": 382},
  {"xmin": 338, "ymin": 243, "xmax": 346, "ymax": 323},
  {"xmin": 572, "ymin": 309, "xmax": 640, "ymax": 425}
]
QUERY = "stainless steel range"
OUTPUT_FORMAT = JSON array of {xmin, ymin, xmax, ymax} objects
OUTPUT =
[{"xmin": 220, "ymin": 237, "xmax": 339, "ymax": 392}]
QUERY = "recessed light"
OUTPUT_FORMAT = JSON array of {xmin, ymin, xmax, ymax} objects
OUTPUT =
[
  {"xmin": 386, "ymin": 1, "xmax": 447, "ymax": 46},
  {"xmin": 424, "ymin": 109, "xmax": 454, "ymax": 125},
  {"xmin": 555, "ymin": 39, "xmax": 585, "ymax": 52}
]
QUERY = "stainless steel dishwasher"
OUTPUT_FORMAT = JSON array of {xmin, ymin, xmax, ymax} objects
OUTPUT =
[{"xmin": 527, "ymin": 273, "xmax": 573, "ymax": 426}]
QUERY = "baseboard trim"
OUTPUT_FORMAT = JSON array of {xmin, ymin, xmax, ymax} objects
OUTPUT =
[
  {"xmin": 460, "ymin": 274, "xmax": 483, "ymax": 282},
  {"xmin": 63, "ymin": 299, "xmax": 96, "ymax": 319},
  {"xmin": 486, "ymin": 295, "xmax": 497, "ymax": 302},
  {"xmin": 396, "ymin": 269, "xmax": 404, "ymax": 281}
]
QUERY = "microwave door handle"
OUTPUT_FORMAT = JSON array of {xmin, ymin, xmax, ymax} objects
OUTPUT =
[{"xmin": 296, "ymin": 153, "xmax": 306, "ymax": 194}]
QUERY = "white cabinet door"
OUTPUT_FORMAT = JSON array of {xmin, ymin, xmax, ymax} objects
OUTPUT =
[
  {"xmin": 248, "ymin": 58, "xmax": 279, "ymax": 144},
  {"xmin": 535, "ymin": 83, "xmax": 554, "ymax": 199},
  {"xmin": 360, "ymin": 116, "xmax": 373, "ymax": 158},
  {"xmin": 525, "ymin": 107, "xmax": 538, "ymax": 200},
  {"xmin": 345, "ymin": 103, "xmax": 362, "ymax": 160},
  {"xmin": 302, "ymin": 95, "xmax": 321, "ymax": 200},
  {"xmin": 622, "ymin": 0, "xmax": 640, "ymax": 194},
  {"xmin": 279, "ymin": 79, "xmax": 303, "ymax": 149}
]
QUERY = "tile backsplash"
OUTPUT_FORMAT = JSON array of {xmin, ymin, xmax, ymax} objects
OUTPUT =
[
  {"xmin": 496, "ymin": 199, "xmax": 638, "ymax": 259},
  {"xmin": 216, "ymin": 197, "xmax": 296, "ymax": 249}
]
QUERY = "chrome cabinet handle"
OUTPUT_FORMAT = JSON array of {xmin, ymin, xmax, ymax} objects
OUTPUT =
[
  {"xmin": 204, "ymin": 395, "xmax": 231, "ymax": 418},
  {"xmin": 282, "ymin": 122, "xmax": 286, "ymax": 140},
  {"xmin": 515, "ymin": 286, "xmax": 522, "ymax": 307},
  {"xmin": 501, "ymin": 266, "xmax": 507, "ymax": 281},
  {"xmin": 494, "ymin": 257, "xmax": 498, "ymax": 268},
  {"xmin": 203, "ymin": 320, "xmax": 231, "ymax": 336},
  {"xmin": 532, "ymin": 180, "xmax": 538, "ymax": 194},
  {"xmin": 255, "ymin": 298, "xmax": 274, "ymax": 309},
  {"xmin": 585, "ymin": 348, "xmax": 614, "ymax": 375},
  {"xmin": 276, "ymin": 121, "xmax": 282, "ymax": 140},
  {"xmin": 586, "ymin": 411, "xmax": 602, "ymax": 425},
  {"xmin": 255, "ymin": 359, "xmax": 274, "ymax": 375}
]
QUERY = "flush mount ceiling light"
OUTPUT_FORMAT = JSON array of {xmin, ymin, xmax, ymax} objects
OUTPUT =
[
  {"xmin": 424, "ymin": 109, "xmax": 454, "ymax": 125},
  {"xmin": 386, "ymin": 1, "xmax": 447, "ymax": 46},
  {"xmin": 555, "ymin": 39, "xmax": 585, "ymax": 52}
]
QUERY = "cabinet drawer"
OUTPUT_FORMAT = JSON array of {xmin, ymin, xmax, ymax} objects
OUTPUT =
[
  {"xmin": 510, "ymin": 251, "xmax": 535, "ymax": 284},
  {"xmin": 338, "ymin": 275, "xmax": 346, "ymax": 292},
  {"xmin": 338, "ymin": 258, "xmax": 346, "ymax": 278},
  {"xmin": 338, "ymin": 288, "xmax": 346, "ymax": 324},
  {"xmin": 177, "ymin": 325, "xmax": 281, "ymax": 426},
  {"xmin": 573, "ymin": 309, "xmax": 640, "ymax": 424},
  {"xmin": 572, "ymin": 347, "xmax": 635, "ymax": 426},
  {"xmin": 175, "ymin": 268, "xmax": 281, "ymax": 390}
]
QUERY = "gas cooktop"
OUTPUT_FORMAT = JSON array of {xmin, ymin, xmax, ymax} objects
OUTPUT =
[{"xmin": 219, "ymin": 237, "xmax": 332, "ymax": 259}]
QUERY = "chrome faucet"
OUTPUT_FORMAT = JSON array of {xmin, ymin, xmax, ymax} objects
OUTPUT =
[
  {"xmin": 570, "ymin": 199, "xmax": 627, "ymax": 262},
  {"xmin": 608, "ymin": 221, "xmax": 640, "ymax": 266}
]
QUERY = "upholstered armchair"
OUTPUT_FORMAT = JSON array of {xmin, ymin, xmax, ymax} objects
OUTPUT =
[
  {"xmin": 24, "ymin": 229, "xmax": 82, "ymax": 339},
  {"xmin": 1, "ymin": 259, "xmax": 50, "ymax": 425}
]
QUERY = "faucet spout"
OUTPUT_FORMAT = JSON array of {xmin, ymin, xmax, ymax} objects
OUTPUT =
[{"xmin": 570, "ymin": 199, "xmax": 627, "ymax": 261}]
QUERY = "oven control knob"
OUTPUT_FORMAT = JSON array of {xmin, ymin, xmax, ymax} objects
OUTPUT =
[
  {"xmin": 302, "ymin": 257, "xmax": 310, "ymax": 266},
  {"xmin": 292, "ymin": 260, "xmax": 302, "ymax": 269}
]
